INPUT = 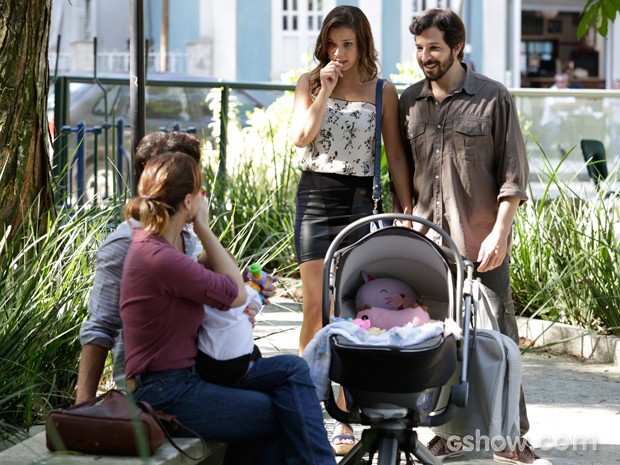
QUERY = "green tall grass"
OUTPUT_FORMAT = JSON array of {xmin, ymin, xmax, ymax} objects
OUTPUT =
[
  {"xmin": 512, "ymin": 147, "xmax": 620, "ymax": 335},
  {"xmin": 203, "ymin": 89, "xmax": 299, "ymax": 276},
  {"xmin": 0, "ymin": 201, "xmax": 116, "ymax": 441}
]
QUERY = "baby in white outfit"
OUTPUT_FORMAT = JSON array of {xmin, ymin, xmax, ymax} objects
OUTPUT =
[{"xmin": 195, "ymin": 285, "xmax": 263, "ymax": 385}]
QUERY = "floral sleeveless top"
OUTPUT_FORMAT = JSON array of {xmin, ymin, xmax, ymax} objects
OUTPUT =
[{"xmin": 300, "ymin": 97, "xmax": 376, "ymax": 176}]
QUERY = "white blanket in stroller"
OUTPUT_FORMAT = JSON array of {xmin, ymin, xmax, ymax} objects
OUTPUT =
[{"xmin": 302, "ymin": 319, "xmax": 462, "ymax": 401}]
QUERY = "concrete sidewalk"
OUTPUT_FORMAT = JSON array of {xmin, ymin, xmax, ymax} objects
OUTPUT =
[{"xmin": 255, "ymin": 299, "xmax": 620, "ymax": 465}]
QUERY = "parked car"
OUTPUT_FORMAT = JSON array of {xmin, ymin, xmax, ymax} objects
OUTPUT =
[{"xmin": 48, "ymin": 73, "xmax": 280, "ymax": 202}]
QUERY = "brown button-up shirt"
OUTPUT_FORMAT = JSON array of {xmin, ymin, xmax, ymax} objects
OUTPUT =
[{"xmin": 399, "ymin": 63, "xmax": 529, "ymax": 260}]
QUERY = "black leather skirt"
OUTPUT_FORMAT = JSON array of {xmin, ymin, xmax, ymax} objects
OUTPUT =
[{"xmin": 294, "ymin": 171, "xmax": 374, "ymax": 264}]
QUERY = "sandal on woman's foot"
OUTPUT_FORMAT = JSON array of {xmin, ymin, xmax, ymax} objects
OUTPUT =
[{"xmin": 332, "ymin": 421, "xmax": 356, "ymax": 456}]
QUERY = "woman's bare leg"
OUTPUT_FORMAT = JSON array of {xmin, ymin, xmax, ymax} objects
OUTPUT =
[
  {"xmin": 299, "ymin": 259, "xmax": 355, "ymax": 453},
  {"xmin": 299, "ymin": 258, "xmax": 325, "ymax": 355}
]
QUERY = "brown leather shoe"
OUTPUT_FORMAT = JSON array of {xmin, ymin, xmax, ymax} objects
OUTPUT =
[
  {"xmin": 494, "ymin": 440, "xmax": 552, "ymax": 465},
  {"xmin": 426, "ymin": 435, "xmax": 463, "ymax": 460}
]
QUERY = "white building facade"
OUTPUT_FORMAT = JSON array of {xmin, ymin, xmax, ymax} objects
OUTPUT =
[{"xmin": 49, "ymin": 0, "xmax": 620, "ymax": 88}]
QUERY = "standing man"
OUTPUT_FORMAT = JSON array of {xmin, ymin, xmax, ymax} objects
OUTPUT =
[
  {"xmin": 604, "ymin": 78, "xmax": 620, "ymax": 161},
  {"xmin": 398, "ymin": 8, "xmax": 551, "ymax": 465}
]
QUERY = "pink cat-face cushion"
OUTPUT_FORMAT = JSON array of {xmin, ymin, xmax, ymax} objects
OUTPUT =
[
  {"xmin": 357, "ymin": 305, "xmax": 430, "ymax": 330},
  {"xmin": 355, "ymin": 271, "xmax": 429, "ymax": 329}
]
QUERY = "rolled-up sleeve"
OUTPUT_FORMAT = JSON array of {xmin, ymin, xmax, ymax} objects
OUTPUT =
[{"xmin": 496, "ymin": 91, "xmax": 529, "ymax": 204}]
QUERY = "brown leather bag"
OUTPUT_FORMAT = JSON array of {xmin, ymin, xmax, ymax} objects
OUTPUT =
[{"xmin": 45, "ymin": 389, "xmax": 192, "ymax": 457}]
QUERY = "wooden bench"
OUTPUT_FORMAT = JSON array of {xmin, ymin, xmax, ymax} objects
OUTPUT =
[{"xmin": 0, "ymin": 431, "xmax": 226, "ymax": 465}]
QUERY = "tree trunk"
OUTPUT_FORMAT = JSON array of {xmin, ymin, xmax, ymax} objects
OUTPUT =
[{"xmin": 0, "ymin": 0, "xmax": 55, "ymax": 243}]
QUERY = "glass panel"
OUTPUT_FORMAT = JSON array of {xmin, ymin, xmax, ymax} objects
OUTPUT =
[
  {"xmin": 293, "ymin": 0, "xmax": 298, "ymax": 11},
  {"xmin": 91, "ymin": 85, "xmax": 120, "ymax": 117},
  {"xmin": 283, "ymin": 16, "xmax": 288, "ymax": 30},
  {"xmin": 308, "ymin": 0, "xmax": 314, "ymax": 12},
  {"xmin": 145, "ymin": 87, "xmax": 189, "ymax": 120},
  {"xmin": 283, "ymin": 0, "xmax": 287, "ymax": 11},
  {"xmin": 293, "ymin": 15, "xmax": 298, "ymax": 30},
  {"xmin": 308, "ymin": 16, "xmax": 313, "ymax": 30}
]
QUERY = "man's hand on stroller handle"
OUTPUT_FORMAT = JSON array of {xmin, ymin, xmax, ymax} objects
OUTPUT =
[{"xmin": 392, "ymin": 207, "xmax": 413, "ymax": 229}]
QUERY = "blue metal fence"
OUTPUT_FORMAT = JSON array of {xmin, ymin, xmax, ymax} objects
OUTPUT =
[
  {"xmin": 56, "ymin": 119, "xmax": 129, "ymax": 205},
  {"xmin": 50, "ymin": 75, "xmax": 294, "ymax": 206}
]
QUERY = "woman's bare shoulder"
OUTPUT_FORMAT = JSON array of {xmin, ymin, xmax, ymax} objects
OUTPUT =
[{"xmin": 296, "ymin": 72, "xmax": 312, "ymax": 88}]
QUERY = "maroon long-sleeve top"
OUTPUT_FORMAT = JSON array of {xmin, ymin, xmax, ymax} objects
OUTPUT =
[{"xmin": 120, "ymin": 229, "xmax": 238, "ymax": 379}]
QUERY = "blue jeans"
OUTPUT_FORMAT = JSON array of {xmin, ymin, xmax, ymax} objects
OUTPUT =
[{"xmin": 131, "ymin": 354, "xmax": 335, "ymax": 465}]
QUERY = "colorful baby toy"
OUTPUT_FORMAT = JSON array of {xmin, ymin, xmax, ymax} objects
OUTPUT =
[
  {"xmin": 244, "ymin": 263, "xmax": 274, "ymax": 303},
  {"xmin": 355, "ymin": 271, "xmax": 430, "ymax": 330}
]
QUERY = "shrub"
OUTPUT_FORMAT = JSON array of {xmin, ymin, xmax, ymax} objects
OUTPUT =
[
  {"xmin": 201, "ymin": 88, "xmax": 299, "ymax": 276},
  {"xmin": 0, "ymin": 201, "xmax": 116, "ymax": 440},
  {"xmin": 512, "ymin": 149, "xmax": 620, "ymax": 335}
]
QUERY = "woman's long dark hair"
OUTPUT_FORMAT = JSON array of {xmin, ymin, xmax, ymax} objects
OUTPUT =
[{"xmin": 309, "ymin": 5, "xmax": 378, "ymax": 96}]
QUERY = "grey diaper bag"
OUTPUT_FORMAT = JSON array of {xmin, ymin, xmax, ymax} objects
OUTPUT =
[{"xmin": 433, "ymin": 282, "xmax": 521, "ymax": 442}]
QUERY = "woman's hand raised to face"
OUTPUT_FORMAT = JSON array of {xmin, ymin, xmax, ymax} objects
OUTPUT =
[
  {"xmin": 319, "ymin": 61, "xmax": 343, "ymax": 96},
  {"xmin": 192, "ymin": 191, "xmax": 211, "ymax": 236}
]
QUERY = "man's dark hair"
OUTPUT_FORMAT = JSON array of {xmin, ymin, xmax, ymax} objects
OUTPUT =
[
  {"xmin": 134, "ymin": 131, "xmax": 201, "ymax": 181},
  {"xmin": 409, "ymin": 9, "xmax": 466, "ymax": 61}
]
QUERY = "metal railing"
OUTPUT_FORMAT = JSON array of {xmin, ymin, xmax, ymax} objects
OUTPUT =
[
  {"xmin": 50, "ymin": 75, "xmax": 294, "ymax": 205},
  {"xmin": 50, "ymin": 75, "xmax": 620, "ymax": 205},
  {"xmin": 49, "ymin": 52, "xmax": 188, "ymax": 75}
]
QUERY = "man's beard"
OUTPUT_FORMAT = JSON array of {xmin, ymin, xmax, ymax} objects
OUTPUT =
[{"xmin": 419, "ymin": 53, "xmax": 455, "ymax": 81}]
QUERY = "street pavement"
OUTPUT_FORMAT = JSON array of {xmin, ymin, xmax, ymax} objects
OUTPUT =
[{"xmin": 254, "ymin": 298, "xmax": 620, "ymax": 465}]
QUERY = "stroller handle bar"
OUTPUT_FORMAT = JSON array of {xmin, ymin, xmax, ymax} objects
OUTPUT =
[{"xmin": 321, "ymin": 213, "xmax": 465, "ymax": 328}]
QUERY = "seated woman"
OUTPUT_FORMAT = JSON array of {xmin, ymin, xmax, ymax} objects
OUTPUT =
[{"xmin": 119, "ymin": 152, "xmax": 336, "ymax": 465}]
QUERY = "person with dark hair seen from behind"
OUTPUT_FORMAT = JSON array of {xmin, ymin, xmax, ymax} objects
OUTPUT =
[
  {"xmin": 76, "ymin": 131, "xmax": 272, "ymax": 401},
  {"xmin": 400, "ymin": 8, "xmax": 551, "ymax": 465},
  {"xmin": 290, "ymin": 4, "xmax": 413, "ymax": 455},
  {"xmin": 77, "ymin": 131, "xmax": 333, "ymax": 463},
  {"xmin": 120, "ymin": 152, "xmax": 337, "ymax": 465}
]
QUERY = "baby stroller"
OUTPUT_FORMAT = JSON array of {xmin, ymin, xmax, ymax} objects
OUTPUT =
[{"xmin": 320, "ymin": 213, "xmax": 473, "ymax": 465}]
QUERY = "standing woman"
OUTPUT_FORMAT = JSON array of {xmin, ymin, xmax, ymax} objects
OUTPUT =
[
  {"xmin": 290, "ymin": 5, "xmax": 413, "ymax": 454},
  {"xmin": 120, "ymin": 152, "xmax": 337, "ymax": 465}
]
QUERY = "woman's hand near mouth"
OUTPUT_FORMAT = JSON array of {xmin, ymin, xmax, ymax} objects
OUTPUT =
[{"xmin": 319, "ymin": 60, "xmax": 343, "ymax": 94}]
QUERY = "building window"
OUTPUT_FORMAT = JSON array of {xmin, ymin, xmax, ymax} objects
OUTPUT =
[
  {"xmin": 411, "ymin": 0, "xmax": 454, "ymax": 17},
  {"xmin": 282, "ymin": 0, "xmax": 324, "ymax": 33},
  {"xmin": 522, "ymin": 40, "xmax": 557, "ymax": 77},
  {"xmin": 272, "ymin": 0, "xmax": 334, "ymax": 80}
]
